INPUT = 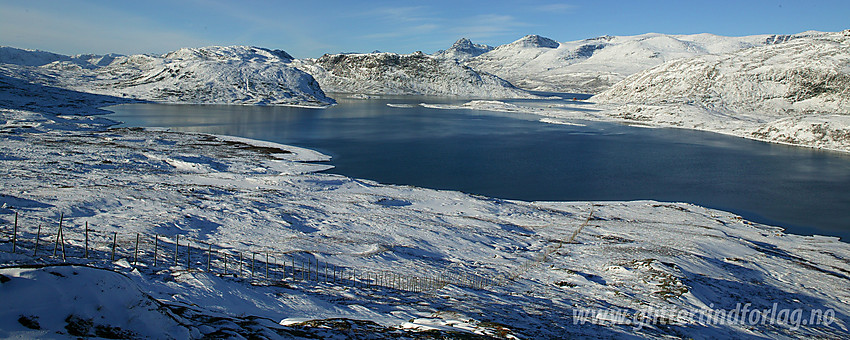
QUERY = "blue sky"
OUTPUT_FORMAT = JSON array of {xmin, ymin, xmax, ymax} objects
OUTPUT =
[{"xmin": 2, "ymin": 0, "xmax": 848, "ymax": 58}]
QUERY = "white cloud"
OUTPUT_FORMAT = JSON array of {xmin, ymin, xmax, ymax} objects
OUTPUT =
[
  {"xmin": 449, "ymin": 14, "xmax": 531, "ymax": 40},
  {"xmin": 534, "ymin": 3, "xmax": 576, "ymax": 13},
  {"xmin": 357, "ymin": 6, "xmax": 434, "ymax": 24}
]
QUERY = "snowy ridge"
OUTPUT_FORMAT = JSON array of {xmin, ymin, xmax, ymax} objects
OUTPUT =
[
  {"xmin": 594, "ymin": 30, "xmax": 850, "ymax": 151},
  {"xmin": 294, "ymin": 51, "xmax": 535, "ymax": 98},
  {"xmin": 465, "ymin": 32, "xmax": 801, "ymax": 93},
  {"xmin": 0, "ymin": 46, "xmax": 335, "ymax": 107},
  {"xmin": 433, "ymin": 38, "xmax": 494, "ymax": 62}
]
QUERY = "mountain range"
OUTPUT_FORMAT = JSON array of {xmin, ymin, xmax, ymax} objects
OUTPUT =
[{"xmin": 3, "ymin": 30, "xmax": 850, "ymax": 151}]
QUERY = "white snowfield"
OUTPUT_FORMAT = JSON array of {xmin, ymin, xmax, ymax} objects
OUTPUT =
[
  {"xmin": 0, "ymin": 45, "xmax": 336, "ymax": 107},
  {"xmin": 462, "ymin": 33, "xmax": 798, "ymax": 94},
  {"xmin": 293, "ymin": 51, "xmax": 535, "ymax": 98},
  {"xmin": 1, "ymin": 77, "xmax": 850, "ymax": 338}
]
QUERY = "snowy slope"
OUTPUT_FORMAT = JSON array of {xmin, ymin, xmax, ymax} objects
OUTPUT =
[
  {"xmin": 465, "ymin": 33, "xmax": 798, "ymax": 93},
  {"xmin": 294, "ymin": 51, "xmax": 534, "ymax": 98},
  {"xmin": 0, "ymin": 46, "xmax": 336, "ymax": 107},
  {"xmin": 2, "ymin": 68, "xmax": 850, "ymax": 338},
  {"xmin": 593, "ymin": 30, "xmax": 850, "ymax": 151},
  {"xmin": 434, "ymin": 38, "xmax": 494, "ymax": 62}
]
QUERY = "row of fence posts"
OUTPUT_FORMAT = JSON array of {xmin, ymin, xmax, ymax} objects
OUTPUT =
[{"xmin": 1, "ymin": 211, "xmax": 491, "ymax": 293}]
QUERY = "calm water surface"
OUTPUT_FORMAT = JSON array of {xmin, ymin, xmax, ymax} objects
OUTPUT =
[{"xmin": 107, "ymin": 95, "xmax": 850, "ymax": 241}]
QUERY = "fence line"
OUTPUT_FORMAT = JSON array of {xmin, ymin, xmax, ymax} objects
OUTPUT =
[
  {"xmin": 0, "ymin": 211, "xmax": 496, "ymax": 294},
  {"xmin": 493, "ymin": 205, "xmax": 595, "ymax": 285}
]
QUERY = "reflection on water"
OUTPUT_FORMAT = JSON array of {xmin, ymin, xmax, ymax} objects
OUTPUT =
[{"xmin": 107, "ymin": 96, "xmax": 850, "ymax": 241}]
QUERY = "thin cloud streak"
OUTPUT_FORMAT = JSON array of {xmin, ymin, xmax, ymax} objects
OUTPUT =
[{"xmin": 0, "ymin": 5, "xmax": 211, "ymax": 55}]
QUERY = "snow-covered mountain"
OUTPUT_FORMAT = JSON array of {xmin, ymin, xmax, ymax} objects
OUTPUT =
[
  {"xmin": 294, "ymin": 51, "xmax": 534, "ymax": 98},
  {"xmin": 433, "ymin": 38, "xmax": 494, "ymax": 62},
  {"xmin": 465, "ymin": 33, "xmax": 799, "ymax": 93},
  {"xmin": 593, "ymin": 30, "xmax": 850, "ymax": 150},
  {"xmin": 0, "ymin": 46, "xmax": 335, "ymax": 107}
]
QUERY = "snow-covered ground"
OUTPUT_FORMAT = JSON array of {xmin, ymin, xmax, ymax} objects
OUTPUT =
[
  {"xmin": 2, "ymin": 61, "xmax": 850, "ymax": 339},
  {"xmin": 461, "ymin": 32, "xmax": 799, "ymax": 94},
  {"xmin": 0, "ymin": 45, "xmax": 335, "ymax": 107}
]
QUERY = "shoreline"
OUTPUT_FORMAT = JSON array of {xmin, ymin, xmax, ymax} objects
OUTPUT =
[{"xmin": 99, "ymin": 99, "xmax": 850, "ymax": 243}]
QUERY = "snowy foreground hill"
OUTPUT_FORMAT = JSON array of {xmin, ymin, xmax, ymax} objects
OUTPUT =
[
  {"xmin": 0, "ymin": 45, "xmax": 335, "ymax": 107},
  {"xmin": 459, "ymin": 33, "xmax": 797, "ymax": 94},
  {"xmin": 2, "ymin": 60, "xmax": 850, "ymax": 338},
  {"xmin": 593, "ymin": 30, "xmax": 850, "ymax": 151},
  {"xmin": 293, "ymin": 51, "xmax": 533, "ymax": 98}
]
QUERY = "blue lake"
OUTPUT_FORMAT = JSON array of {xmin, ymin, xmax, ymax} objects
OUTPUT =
[{"xmin": 107, "ymin": 95, "xmax": 850, "ymax": 241}]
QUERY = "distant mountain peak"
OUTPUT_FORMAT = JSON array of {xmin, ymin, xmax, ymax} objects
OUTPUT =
[
  {"xmin": 510, "ymin": 35, "xmax": 560, "ymax": 49},
  {"xmin": 434, "ymin": 38, "xmax": 493, "ymax": 61}
]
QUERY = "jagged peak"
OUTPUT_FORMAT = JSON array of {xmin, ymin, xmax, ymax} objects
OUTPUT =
[
  {"xmin": 434, "ymin": 38, "xmax": 494, "ymax": 61},
  {"xmin": 455, "ymin": 37, "xmax": 473, "ymax": 45},
  {"xmin": 507, "ymin": 35, "xmax": 560, "ymax": 49}
]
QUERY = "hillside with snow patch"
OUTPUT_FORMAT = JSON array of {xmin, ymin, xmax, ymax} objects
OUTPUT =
[
  {"xmin": 463, "ymin": 33, "xmax": 798, "ymax": 94},
  {"xmin": 0, "ymin": 46, "xmax": 335, "ymax": 107},
  {"xmin": 294, "ymin": 51, "xmax": 534, "ymax": 98},
  {"xmin": 593, "ymin": 30, "xmax": 850, "ymax": 151}
]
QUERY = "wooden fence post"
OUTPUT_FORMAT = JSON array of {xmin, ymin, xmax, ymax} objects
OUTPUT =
[
  {"xmin": 186, "ymin": 241, "xmax": 191, "ymax": 271},
  {"xmin": 11, "ymin": 211, "xmax": 17, "ymax": 253},
  {"xmin": 52, "ymin": 213, "xmax": 63, "ymax": 258},
  {"xmin": 265, "ymin": 252, "xmax": 270, "ymax": 279},
  {"xmin": 153, "ymin": 235, "xmax": 158, "ymax": 267},
  {"xmin": 111, "ymin": 232, "xmax": 117, "ymax": 261},
  {"xmin": 207, "ymin": 243, "xmax": 212, "ymax": 272},
  {"xmin": 33, "ymin": 225, "xmax": 41, "ymax": 256},
  {"xmin": 222, "ymin": 252, "xmax": 227, "ymax": 275},
  {"xmin": 84, "ymin": 222, "xmax": 89, "ymax": 259},
  {"xmin": 133, "ymin": 233, "xmax": 140, "ymax": 266},
  {"xmin": 174, "ymin": 235, "xmax": 179, "ymax": 266}
]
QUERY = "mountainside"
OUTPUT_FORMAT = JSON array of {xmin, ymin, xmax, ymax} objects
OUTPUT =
[
  {"xmin": 593, "ymin": 30, "xmax": 850, "ymax": 150},
  {"xmin": 465, "ymin": 33, "xmax": 800, "ymax": 93},
  {"xmin": 433, "ymin": 38, "xmax": 494, "ymax": 62},
  {"xmin": 294, "ymin": 51, "xmax": 533, "ymax": 98},
  {"xmin": 0, "ymin": 46, "xmax": 335, "ymax": 107},
  {"xmin": 594, "ymin": 31, "xmax": 849, "ymax": 114}
]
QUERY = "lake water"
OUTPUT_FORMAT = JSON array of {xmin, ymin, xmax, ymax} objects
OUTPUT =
[{"xmin": 106, "ymin": 95, "xmax": 850, "ymax": 241}]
